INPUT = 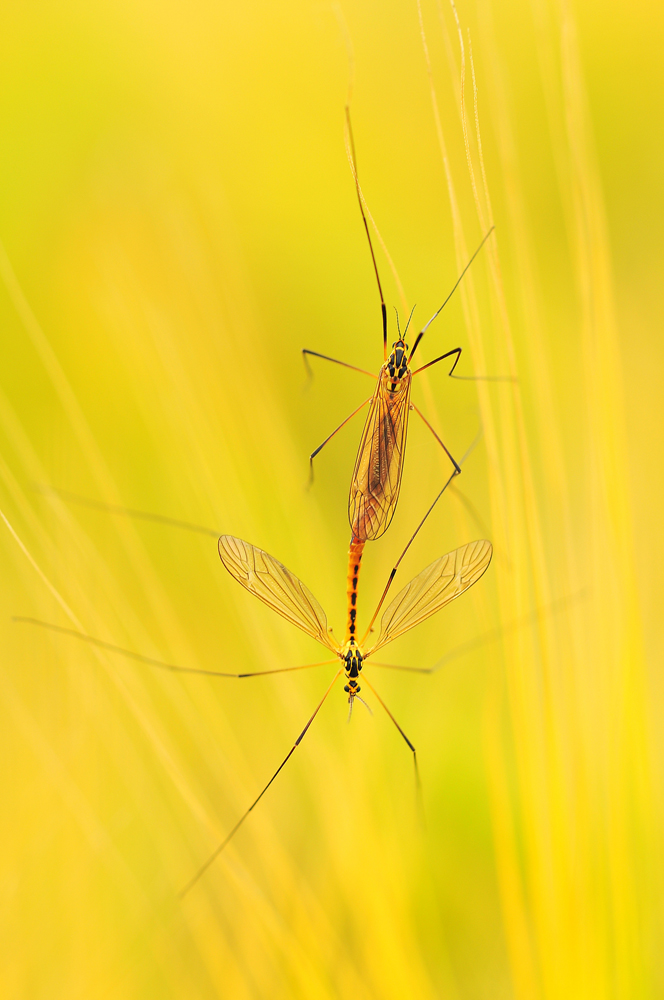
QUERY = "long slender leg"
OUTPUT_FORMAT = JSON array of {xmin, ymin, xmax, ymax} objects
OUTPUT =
[
  {"xmin": 345, "ymin": 107, "xmax": 388, "ymax": 359},
  {"xmin": 363, "ymin": 662, "xmax": 432, "ymax": 674},
  {"xmin": 447, "ymin": 482, "xmax": 494, "ymax": 549},
  {"xmin": 34, "ymin": 485, "xmax": 220, "ymax": 537},
  {"xmin": 359, "ymin": 467, "xmax": 459, "ymax": 645},
  {"xmin": 412, "ymin": 351, "xmax": 513, "ymax": 494},
  {"xmin": 362, "ymin": 673, "xmax": 420, "ymax": 788},
  {"xmin": 361, "ymin": 674, "xmax": 425, "ymax": 826},
  {"xmin": 13, "ymin": 618, "xmax": 337, "ymax": 679},
  {"xmin": 302, "ymin": 349, "xmax": 375, "ymax": 380},
  {"xmin": 308, "ymin": 395, "xmax": 372, "ymax": 486},
  {"xmin": 411, "ymin": 402, "xmax": 461, "ymax": 474},
  {"xmin": 407, "ymin": 227, "xmax": 495, "ymax": 362},
  {"xmin": 413, "ymin": 400, "xmax": 494, "ymax": 538},
  {"xmin": 448, "ymin": 372, "xmax": 518, "ymax": 383},
  {"xmin": 411, "ymin": 347, "xmax": 516, "ymax": 382},
  {"xmin": 179, "ymin": 669, "xmax": 343, "ymax": 896},
  {"xmin": 427, "ymin": 593, "xmax": 584, "ymax": 672},
  {"xmin": 411, "ymin": 346, "xmax": 462, "ymax": 378},
  {"xmin": 368, "ymin": 592, "xmax": 586, "ymax": 675}
]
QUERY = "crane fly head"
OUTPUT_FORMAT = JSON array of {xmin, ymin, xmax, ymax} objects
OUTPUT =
[{"xmin": 342, "ymin": 641, "xmax": 363, "ymax": 700}]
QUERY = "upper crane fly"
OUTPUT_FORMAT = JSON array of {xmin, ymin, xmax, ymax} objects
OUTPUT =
[{"xmin": 304, "ymin": 108, "xmax": 496, "ymax": 541}]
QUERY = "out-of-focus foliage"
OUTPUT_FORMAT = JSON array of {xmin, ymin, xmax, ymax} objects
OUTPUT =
[{"xmin": 1, "ymin": 0, "xmax": 661, "ymax": 996}]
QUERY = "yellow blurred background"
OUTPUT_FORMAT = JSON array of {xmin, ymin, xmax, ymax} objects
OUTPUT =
[{"xmin": 1, "ymin": 0, "xmax": 661, "ymax": 995}]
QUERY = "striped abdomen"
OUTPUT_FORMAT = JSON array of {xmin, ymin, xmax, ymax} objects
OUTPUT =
[{"xmin": 345, "ymin": 538, "xmax": 365, "ymax": 643}]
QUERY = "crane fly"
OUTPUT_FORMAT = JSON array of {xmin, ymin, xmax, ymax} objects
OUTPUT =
[
  {"xmin": 305, "ymin": 108, "xmax": 498, "ymax": 541},
  {"xmin": 14, "ymin": 531, "xmax": 491, "ymax": 892},
  {"xmin": 170, "ymin": 533, "xmax": 492, "ymax": 892},
  {"xmin": 13, "ymin": 519, "xmax": 490, "ymax": 893}
]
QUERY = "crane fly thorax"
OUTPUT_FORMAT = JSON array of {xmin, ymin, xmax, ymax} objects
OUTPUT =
[
  {"xmin": 384, "ymin": 340, "xmax": 410, "ymax": 389},
  {"xmin": 342, "ymin": 641, "xmax": 363, "ymax": 697}
]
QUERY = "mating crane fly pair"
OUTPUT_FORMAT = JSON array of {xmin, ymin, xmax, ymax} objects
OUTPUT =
[
  {"xmin": 179, "ymin": 110, "xmax": 496, "ymax": 891},
  {"xmin": 21, "ymin": 109, "xmax": 498, "ymax": 893}
]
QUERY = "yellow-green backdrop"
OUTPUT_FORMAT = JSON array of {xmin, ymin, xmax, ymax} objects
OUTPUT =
[{"xmin": 1, "ymin": 0, "xmax": 661, "ymax": 996}]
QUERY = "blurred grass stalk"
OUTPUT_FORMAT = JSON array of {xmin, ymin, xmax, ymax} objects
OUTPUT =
[{"xmin": 430, "ymin": 1, "xmax": 654, "ymax": 995}]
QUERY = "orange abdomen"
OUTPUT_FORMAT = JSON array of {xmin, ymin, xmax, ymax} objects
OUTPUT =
[{"xmin": 345, "ymin": 539, "xmax": 365, "ymax": 643}]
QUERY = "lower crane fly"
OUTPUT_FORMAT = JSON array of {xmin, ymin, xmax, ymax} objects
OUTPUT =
[
  {"xmin": 176, "ymin": 534, "xmax": 492, "ymax": 893},
  {"xmin": 14, "ymin": 531, "xmax": 492, "ymax": 893}
]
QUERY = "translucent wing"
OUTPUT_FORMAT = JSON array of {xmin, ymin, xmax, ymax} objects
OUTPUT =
[
  {"xmin": 219, "ymin": 536, "xmax": 338, "ymax": 653},
  {"xmin": 366, "ymin": 540, "xmax": 493, "ymax": 655},
  {"xmin": 348, "ymin": 371, "xmax": 412, "ymax": 541}
]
